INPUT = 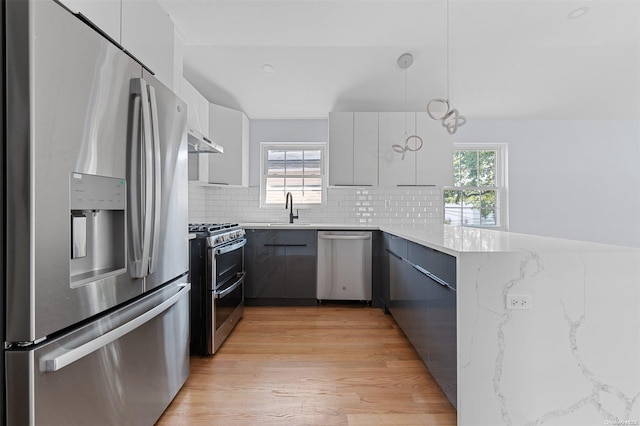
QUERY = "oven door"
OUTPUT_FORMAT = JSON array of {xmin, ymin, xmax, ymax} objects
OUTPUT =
[
  {"xmin": 208, "ymin": 239, "xmax": 246, "ymax": 291},
  {"xmin": 208, "ymin": 272, "xmax": 245, "ymax": 354},
  {"xmin": 207, "ymin": 238, "xmax": 246, "ymax": 354}
]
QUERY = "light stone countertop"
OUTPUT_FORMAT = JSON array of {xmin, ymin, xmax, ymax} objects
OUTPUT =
[{"xmin": 240, "ymin": 222, "xmax": 638, "ymax": 256}]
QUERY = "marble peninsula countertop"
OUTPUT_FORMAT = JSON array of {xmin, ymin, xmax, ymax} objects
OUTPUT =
[{"xmin": 240, "ymin": 222, "xmax": 638, "ymax": 256}]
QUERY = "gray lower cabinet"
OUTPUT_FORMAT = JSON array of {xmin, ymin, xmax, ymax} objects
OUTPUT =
[
  {"xmin": 385, "ymin": 233, "xmax": 457, "ymax": 408},
  {"xmin": 244, "ymin": 229, "xmax": 317, "ymax": 305}
]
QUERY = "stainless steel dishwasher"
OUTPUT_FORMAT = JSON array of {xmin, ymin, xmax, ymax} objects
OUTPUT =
[{"xmin": 317, "ymin": 231, "xmax": 372, "ymax": 301}]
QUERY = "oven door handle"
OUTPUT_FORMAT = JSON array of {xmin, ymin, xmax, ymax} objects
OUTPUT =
[
  {"xmin": 214, "ymin": 272, "xmax": 245, "ymax": 299},
  {"xmin": 215, "ymin": 238, "xmax": 247, "ymax": 256}
]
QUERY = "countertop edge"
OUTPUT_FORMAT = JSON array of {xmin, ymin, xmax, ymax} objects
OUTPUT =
[{"xmin": 239, "ymin": 223, "xmax": 639, "ymax": 255}]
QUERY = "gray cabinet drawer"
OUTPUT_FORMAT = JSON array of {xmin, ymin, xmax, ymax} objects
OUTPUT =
[{"xmin": 407, "ymin": 241, "xmax": 456, "ymax": 289}]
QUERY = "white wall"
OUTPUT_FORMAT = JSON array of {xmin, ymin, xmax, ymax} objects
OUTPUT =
[
  {"xmin": 454, "ymin": 119, "xmax": 640, "ymax": 248},
  {"xmin": 190, "ymin": 117, "xmax": 640, "ymax": 248},
  {"xmin": 248, "ymin": 119, "xmax": 328, "ymax": 187}
]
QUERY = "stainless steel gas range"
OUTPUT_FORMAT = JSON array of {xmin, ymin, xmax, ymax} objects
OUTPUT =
[{"xmin": 189, "ymin": 223, "xmax": 246, "ymax": 355}]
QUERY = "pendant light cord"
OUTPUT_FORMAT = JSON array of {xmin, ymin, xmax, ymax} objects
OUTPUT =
[
  {"xmin": 404, "ymin": 68, "xmax": 408, "ymax": 136},
  {"xmin": 425, "ymin": 0, "xmax": 465, "ymax": 135},
  {"xmin": 446, "ymin": 0, "xmax": 450, "ymax": 102}
]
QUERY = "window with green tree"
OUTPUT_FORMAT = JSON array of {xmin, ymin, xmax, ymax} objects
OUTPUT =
[{"xmin": 444, "ymin": 145, "xmax": 507, "ymax": 228}]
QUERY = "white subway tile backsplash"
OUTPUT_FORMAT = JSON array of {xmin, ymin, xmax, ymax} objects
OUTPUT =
[{"xmin": 188, "ymin": 185, "xmax": 443, "ymax": 226}]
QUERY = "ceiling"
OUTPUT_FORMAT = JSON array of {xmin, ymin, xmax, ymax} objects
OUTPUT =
[{"xmin": 158, "ymin": 0, "xmax": 640, "ymax": 120}]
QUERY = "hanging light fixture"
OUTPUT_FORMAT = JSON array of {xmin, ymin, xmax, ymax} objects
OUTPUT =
[
  {"xmin": 392, "ymin": 52, "xmax": 423, "ymax": 160},
  {"xmin": 426, "ymin": 0, "xmax": 466, "ymax": 135}
]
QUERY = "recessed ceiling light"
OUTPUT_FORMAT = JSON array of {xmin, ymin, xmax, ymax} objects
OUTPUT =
[
  {"xmin": 262, "ymin": 64, "xmax": 274, "ymax": 76},
  {"xmin": 567, "ymin": 6, "xmax": 590, "ymax": 20}
]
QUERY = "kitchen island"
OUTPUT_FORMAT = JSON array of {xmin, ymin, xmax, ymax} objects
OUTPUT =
[{"xmin": 241, "ymin": 223, "xmax": 640, "ymax": 426}]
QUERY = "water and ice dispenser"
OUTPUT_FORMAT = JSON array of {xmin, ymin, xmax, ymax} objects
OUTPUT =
[{"xmin": 69, "ymin": 173, "xmax": 126, "ymax": 287}]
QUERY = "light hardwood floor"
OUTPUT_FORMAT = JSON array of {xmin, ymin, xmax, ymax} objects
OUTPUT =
[{"xmin": 157, "ymin": 304, "xmax": 457, "ymax": 426}]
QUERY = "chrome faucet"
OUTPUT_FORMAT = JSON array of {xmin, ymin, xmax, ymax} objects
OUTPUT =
[{"xmin": 285, "ymin": 192, "xmax": 299, "ymax": 224}]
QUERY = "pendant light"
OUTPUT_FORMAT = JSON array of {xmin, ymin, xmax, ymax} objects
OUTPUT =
[
  {"xmin": 426, "ymin": 0, "xmax": 466, "ymax": 135},
  {"xmin": 392, "ymin": 53, "xmax": 423, "ymax": 160}
]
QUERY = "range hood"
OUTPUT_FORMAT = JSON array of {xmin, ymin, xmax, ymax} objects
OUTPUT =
[{"xmin": 187, "ymin": 127, "xmax": 224, "ymax": 154}]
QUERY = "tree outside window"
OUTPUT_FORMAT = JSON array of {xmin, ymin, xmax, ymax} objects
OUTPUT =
[{"xmin": 444, "ymin": 146, "xmax": 506, "ymax": 228}]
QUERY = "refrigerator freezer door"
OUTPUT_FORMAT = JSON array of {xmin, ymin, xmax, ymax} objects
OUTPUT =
[
  {"xmin": 141, "ymin": 71, "xmax": 189, "ymax": 291},
  {"xmin": 5, "ymin": 280, "xmax": 190, "ymax": 425},
  {"xmin": 5, "ymin": 0, "xmax": 143, "ymax": 342}
]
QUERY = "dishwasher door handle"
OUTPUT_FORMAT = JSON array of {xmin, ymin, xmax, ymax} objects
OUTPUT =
[{"xmin": 318, "ymin": 234, "xmax": 371, "ymax": 240}]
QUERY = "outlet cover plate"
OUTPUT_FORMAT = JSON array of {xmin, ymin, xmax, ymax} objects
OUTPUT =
[{"xmin": 506, "ymin": 294, "xmax": 532, "ymax": 310}]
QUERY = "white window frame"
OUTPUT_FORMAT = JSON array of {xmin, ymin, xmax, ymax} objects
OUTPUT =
[
  {"xmin": 260, "ymin": 142, "xmax": 327, "ymax": 209},
  {"xmin": 444, "ymin": 143, "xmax": 509, "ymax": 230}
]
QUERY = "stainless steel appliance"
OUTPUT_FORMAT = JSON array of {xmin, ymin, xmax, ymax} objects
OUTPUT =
[
  {"xmin": 189, "ymin": 224, "xmax": 246, "ymax": 355},
  {"xmin": 317, "ymin": 231, "xmax": 373, "ymax": 301},
  {"xmin": 3, "ymin": 1, "xmax": 190, "ymax": 424}
]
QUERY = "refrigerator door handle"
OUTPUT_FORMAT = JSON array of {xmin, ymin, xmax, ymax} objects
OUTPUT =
[
  {"xmin": 128, "ymin": 92, "xmax": 144, "ymax": 277},
  {"xmin": 43, "ymin": 283, "xmax": 191, "ymax": 372},
  {"xmin": 147, "ymin": 85, "xmax": 162, "ymax": 274},
  {"xmin": 129, "ymin": 78, "xmax": 153, "ymax": 278}
]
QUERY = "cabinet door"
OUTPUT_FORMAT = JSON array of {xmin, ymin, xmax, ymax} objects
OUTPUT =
[
  {"xmin": 426, "ymin": 281, "xmax": 457, "ymax": 408},
  {"xmin": 285, "ymin": 244, "xmax": 317, "ymax": 299},
  {"xmin": 121, "ymin": 0, "xmax": 175, "ymax": 90},
  {"xmin": 328, "ymin": 112, "xmax": 354, "ymax": 185},
  {"xmin": 208, "ymin": 104, "xmax": 249, "ymax": 186},
  {"xmin": 245, "ymin": 235, "xmax": 287, "ymax": 299},
  {"xmin": 59, "ymin": 0, "xmax": 121, "ymax": 43},
  {"xmin": 416, "ymin": 112, "xmax": 453, "ymax": 186},
  {"xmin": 388, "ymin": 251, "xmax": 411, "ymax": 328},
  {"xmin": 281, "ymin": 230, "xmax": 317, "ymax": 299},
  {"xmin": 405, "ymin": 265, "xmax": 430, "ymax": 364},
  {"xmin": 353, "ymin": 112, "xmax": 379, "ymax": 186},
  {"xmin": 378, "ymin": 112, "xmax": 416, "ymax": 186},
  {"xmin": 181, "ymin": 78, "xmax": 209, "ymax": 136}
]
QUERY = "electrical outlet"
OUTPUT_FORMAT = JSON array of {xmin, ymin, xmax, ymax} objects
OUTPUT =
[
  {"xmin": 506, "ymin": 294, "xmax": 532, "ymax": 310},
  {"xmin": 384, "ymin": 199, "xmax": 391, "ymax": 208}
]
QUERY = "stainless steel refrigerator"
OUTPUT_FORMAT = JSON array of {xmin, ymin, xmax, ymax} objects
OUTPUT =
[{"xmin": 3, "ymin": 1, "xmax": 190, "ymax": 424}]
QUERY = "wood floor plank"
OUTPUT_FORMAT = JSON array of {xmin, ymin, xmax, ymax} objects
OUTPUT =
[{"xmin": 157, "ymin": 305, "xmax": 457, "ymax": 426}]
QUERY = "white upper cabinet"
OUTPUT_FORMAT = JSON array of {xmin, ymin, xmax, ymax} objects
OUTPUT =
[
  {"xmin": 58, "ymin": 0, "xmax": 121, "ymax": 43},
  {"xmin": 378, "ymin": 112, "xmax": 416, "ymax": 186},
  {"xmin": 182, "ymin": 79, "xmax": 211, "ymax": 183},
  {"xmin": 328, "ymin": 112, "xmax": 378, "ymax": 186},
  {"xmin": 353, "ymin": 113, "xmax": 379, "ymax": 186},
  {"xmin": 58, "ymin": 0, "xmax": 175, "ymax": 90},
  {"xmin": 331, "ymin": 111, "xmax": 451, "ymax": 187},
  {"xmin": 328, "ymin": 112, "xmax": 354, "ymax": 186},
  {"xmin": 208, "ymin": 104, "xmax": 250, "ymax": 186},
  {"xmin": 121, "ymin": 0, "xmax": 175, "ymax": 90},
  {"xmin": 416, "ymin": 112, "xmax": 453, "ymax": 187},
  {"xmin": 180, "ymin": 78, "xmax": 209, "ymax": 136}
]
